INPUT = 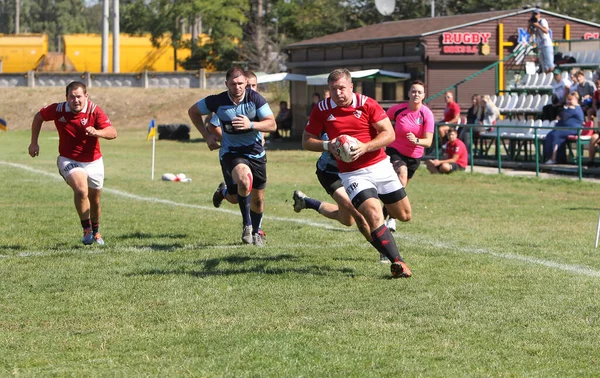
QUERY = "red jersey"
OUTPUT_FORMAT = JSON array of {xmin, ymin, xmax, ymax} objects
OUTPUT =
[
  {"xmin": 446, "ymin": 138, "xmax": 468, "ymax": 168},
  {"xmin": 305, "ymin": 93, "xmax": 389, "ymax": 172},
  {"xmin": 443, "ymin": 101, "xmax": 461, "ymax": 123},
  {"xmin": 40, "ymin": 101, "xmax": 112, "ymax": 162}
]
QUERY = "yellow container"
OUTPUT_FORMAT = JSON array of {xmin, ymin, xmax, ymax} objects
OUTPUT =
[
  {"xmin": 0, "ymin": 34, "xmax": 48, "ymax": 73},
  {"xmin": 63, "ymin": 33, "xmax": 199, "ymax": 72}
]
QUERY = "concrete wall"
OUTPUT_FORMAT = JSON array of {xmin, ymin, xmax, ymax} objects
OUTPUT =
[{"xmin": 0, "ymin": 69, "xmax": 226, "ymax": 89}]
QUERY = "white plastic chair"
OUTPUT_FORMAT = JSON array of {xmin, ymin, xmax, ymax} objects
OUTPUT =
[{"xmin": 527, "ymin": 94, "xmax": 541, "ymax": 113}]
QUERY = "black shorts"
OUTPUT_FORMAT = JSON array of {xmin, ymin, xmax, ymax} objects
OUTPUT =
[
  {"xmin": 439, "ymin": 163, "xmax": 465, "ymax": 174},
  {"xmin": 386, "ymin": 147, "xmax": 421, "ymax": 179},
  {"xmin": 221, "ymin": 153, "xmax": 267, "ymax": 191},
  {"xmin": 315, "ymin": 167, "xmax": 343, "ymax": 196}
]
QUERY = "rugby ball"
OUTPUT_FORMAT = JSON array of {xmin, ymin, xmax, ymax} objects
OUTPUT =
[{"xmin": 333, "ymin": 134, "xmax": 359, "ymax": 163}]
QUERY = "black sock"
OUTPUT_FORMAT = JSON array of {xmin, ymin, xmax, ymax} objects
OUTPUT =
[
  {"xmin": 305, "ymin": 197, "xmax": 322, "ymax": 211},
  {"xmin": 81, "ymin": 218, "xmax": 92, "ymax": 230},
  {"xmin": 238, "ymin": 194, "xmax": 251, "ymax": 226},
  {"xmin": 369, "ymin": 224, "xmax": 403, "ymax": 263},
  {"xmin": 92, "ymin": 222, "xmax": 100, "ymax": 235},
  {"xmin": 250, "ymin": 210, "xmax": 263, "ymax": 234}
]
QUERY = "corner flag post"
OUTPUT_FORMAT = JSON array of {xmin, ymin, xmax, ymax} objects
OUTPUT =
[{"xmin": 147, "ymin": 119, "xmax": 156, "ymax": 180}]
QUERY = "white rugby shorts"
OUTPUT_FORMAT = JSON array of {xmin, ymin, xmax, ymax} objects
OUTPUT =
[
  {"xmin": 339, "ymin": 156, "xmax": 403, "ymax": 201},
  {"xmin": 57, "ymin": 156, "xmax": 105, "ymax": 189}
]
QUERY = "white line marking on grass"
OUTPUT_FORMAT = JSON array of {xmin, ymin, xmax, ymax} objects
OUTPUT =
[
  {"xmin": 3, "ymin": 161, "xmax": 600, "ymax": 277},
  {"xmin": 1, "ymin": 161, "xmax": 347, "ymax": 231}
]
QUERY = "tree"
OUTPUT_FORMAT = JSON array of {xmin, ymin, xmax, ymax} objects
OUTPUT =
[{"xmin": 121, "ymin": 0, "xmax": 246, "ymax": 71}]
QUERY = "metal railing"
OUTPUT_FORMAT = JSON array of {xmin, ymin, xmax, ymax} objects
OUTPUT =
[{"xmin": 433, "ymin": 124, "xmax": 595, "ymax": 181}]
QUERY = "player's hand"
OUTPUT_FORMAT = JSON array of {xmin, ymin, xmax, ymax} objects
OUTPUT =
[
  {"xmin": 232, "ymin": 115, "xmax": 251, "ymax": 131},
  {"xmin": 348, "ymin": 140, "xmax": 366, "ymax": 161},
  {"xmin": 406, "ymin": 132, "xmax": 418, "ymax": 144},
  {"xmin": 205, "ymin": 134, "xmax": 221, "ymax": 151},
  {"xmin": 85, "ymin": 126, "xmax": 99, "ymax": 137},
  {"xmin": 28, "ymin": 143, "xmax": 40, "ymax": 158},
  {"xmin": 329, "ymin": 137, "xmax": 342, "ymax": 159}
]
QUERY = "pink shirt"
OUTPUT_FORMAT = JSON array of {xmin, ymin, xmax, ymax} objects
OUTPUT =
[{"xmin": 386, "ymin": 103, "xmax": 435, "ymax": 158}]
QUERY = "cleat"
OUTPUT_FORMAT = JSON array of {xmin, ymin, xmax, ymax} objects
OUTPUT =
[
  {"xmin": 212, "ymin": 182, "xmax": 226, "ymax": 208},
  {"xmin": 93, "ymin": 233, "xmax": 105, "ymax": 246},
  {"xmin": 386, "ymin": 218, "xmax": 397, "ymax": 232},
  {"xmin": 391, "ymin": 261, "xmax": 412, "ymax": 278},
  {"xmin": 242, "ymin": 224, "xmax": 253, "ymax": 244},
  {"xmin": 379, "ymin": 253, "xmax": 390, "ymax": 264},
  {"xmin": 293, "ymin": 190, "xmax": 307, "ymax": 213},
  {"xmin": 82, "ymin": 229, "xmax": 94, "ymax": 245},
  {"xmin": 252, "ymin": 232, "xmax": 265, "ymax": 247}
]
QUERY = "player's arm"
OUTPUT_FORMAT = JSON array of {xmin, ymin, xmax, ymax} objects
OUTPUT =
[
  {"xmin": 407, "ymin": 131, "xmax": 433, "ymax": 148},
  {"xmin": 356, "ymin": 117, "xmax": 395, "ymax": 157},
  {"xmin": 302, "ymin": 130, "xmax": 332, "ymax": 153},
  {"xmin": 28, "ymin": 111, "xmax": 44, "ymax": 157},
  {"xmin": 188, "ymin": 102, "xmax": 220, "ymax": 151},
  {"xmin": 86, "ymin": 125, "xmax": 117, "ymax": 139},
  {"xmin": 232, "ymin": 114, "xmax": 276, "ymax": 132}
]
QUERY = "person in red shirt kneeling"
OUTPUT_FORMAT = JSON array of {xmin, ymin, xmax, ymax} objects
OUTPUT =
[{"xmin": 425, "ymin": 128, "xmax": 468, "ymax": 174}]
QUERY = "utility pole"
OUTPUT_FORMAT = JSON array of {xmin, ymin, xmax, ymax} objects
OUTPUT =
[
  {"xmin": 15, "ymin": 0, "xmax": 20, "ymax": 34},
  {"xmin": 431, "ymin": 0, "xmax": 435, "ymax": 18},
  {"xmin": 112, "ymin": 0, "xmax": 120, "ymax": 73},
  {"xmin": 101, "ymin": 0, "xmax": 109, "ymax": 73}
]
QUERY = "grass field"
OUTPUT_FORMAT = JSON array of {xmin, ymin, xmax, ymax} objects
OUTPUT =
[{"xmin": 2, "ymin": 129, "xmax": 600, "ymax": 376}]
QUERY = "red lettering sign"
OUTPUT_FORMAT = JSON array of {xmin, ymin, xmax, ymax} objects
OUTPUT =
[
  {"xmin": 442, "ymin": 32, "xmax": 492, "ymax": 45},
  {"xmin": 442, "ymin": 45, "xmax": 480, "ymax": 54},
  {"xmin": 584, "ymin": 32, "xmax": 599, "ymax": 40}
]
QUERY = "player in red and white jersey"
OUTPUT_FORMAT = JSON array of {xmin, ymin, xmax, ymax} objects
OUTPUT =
[
  {"xmin": 303, "ymin": 68, "xmax": 413, "ymax": 278},
  {"xmin": 28, "ymin": 81, "xmax": 117, "ymax": 246}
]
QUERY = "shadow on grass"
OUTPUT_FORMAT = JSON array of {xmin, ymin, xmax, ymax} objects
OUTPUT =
[
  {"xmin": 127, "ymin": 253, "xmax": 356, "ymax": 278},
  {"xmin": 115, "ymin": 232, "xmax": 188, "ymax": 240},
  {"xmin": 565, "ymin": 207, "xmax": 600, "ymax": 211}
]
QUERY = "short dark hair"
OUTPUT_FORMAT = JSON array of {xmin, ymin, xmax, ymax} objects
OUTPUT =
[
  {"xmin": 245, "ymin": 70, "xmax": 257, "ymax": 81},
  {"xmin": 409, "ymin": 80, "xmax": 426, "ymax": 91},
  {"xmin": 226, "ymin": 66, "xmax": 246, "ymax": 82},
  {"xmin": 448, "ymin": 128, "xmax": 458, "ymax": 135},
  {"xmin": 66, "ymin": 81, "xmax": 86, "ymax": 96},
  {"xmin": 327, "ymin": 68, "xmax": 352, "ymax": 84}
]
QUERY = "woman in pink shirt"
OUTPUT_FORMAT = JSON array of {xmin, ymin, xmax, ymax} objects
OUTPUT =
[
  {"xmin": 382, "ymin": 80, "xmax": 434, "ymax": 235},
  {"xmin": 385, "ymin": 80, "xmax": 435, "ymax": 187}
]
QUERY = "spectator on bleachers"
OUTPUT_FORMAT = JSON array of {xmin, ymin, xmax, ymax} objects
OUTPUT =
[
  {"xmin": 593, "ymin": 67, "xmax": 600, "ymax": 84},
  {"xmin": 544, "ymin": 92, "xmax": 584, "ymax": 164},
  {"xmin": 425, "ymin": 128, "xmax": 468, "ymax": 174},
  {"xmin": 437, "ymin": 91, "xmax": 461, "ymax": 147},
  {"xmin": 569, "ymin": 70, "xmax": 579, "ymax": 94},
  {"xmin": 586, "ymin": 80, "xmax": 600, "ymax": 167},
  {"xmin": 481, "ymin": 95, "xmax": 500, "ymax": 126},
  {"xmin": 459, "ymin": 94, "xmax": 483, "ymax": 147},
  {"xmin": 542, "ymin": 68, "xmax": 571, "ymax": 121},
  {"xmin": 528, "ymin": 9, "xmax": 555, "ymax": 74},
  {"xmin": 574, "ymin": 70, "xmax": 597, "ymax": 118}
]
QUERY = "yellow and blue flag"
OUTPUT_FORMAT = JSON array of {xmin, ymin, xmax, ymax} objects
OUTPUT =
[
  {"xmin": 146, "ymin": 119, "xmax": 156, "ymax": 141},
  {"xmin": 0, "ymin": 117, "xmax": 6, "ymax": 131}
]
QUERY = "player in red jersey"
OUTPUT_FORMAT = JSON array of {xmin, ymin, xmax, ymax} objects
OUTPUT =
[
  {"xmin": 28, "ymin": 81, "xmax": 117, "ymax": 245},
  {"xmin": 303, "ymin": 68, "xmax": 413, "ymax": 278}
]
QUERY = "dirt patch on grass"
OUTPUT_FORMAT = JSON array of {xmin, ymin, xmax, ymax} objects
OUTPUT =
[{"xmin": 0, "ymin": 87, "xmax": 277, "ymax": 131}]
